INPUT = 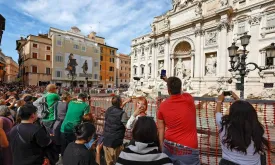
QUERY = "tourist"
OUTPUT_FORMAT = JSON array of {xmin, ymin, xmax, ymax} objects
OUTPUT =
[
  {"xmin": 116, "ymin": 116, "xmax": 172, "ymax": 165},
  {"xmin": 9, "ymin": 104, "xmax": 53, "ymax": 165},
  {"xmin": 103, "ymin": 96, "xmax": 131, "ymax": 165},
  {"xmin": 126, "ymin": 97, "xmax": 147, "ymax": 129},
  {"xmin": 60, "ymin": 93, "xmax": 90, "ymax": 156},
  {"xmin": 216, "ymin": 92, "xmax": 269, "ymax": 165},
  {"xmin": 63, "ymin": 122, "xmax": 103, "ymax": 165},
  {"xmin": 0, "ymin": 105, "xmax": 14, "ymax": 165},
  {"xmin": 42, "ymin": 84, "xmax": 60, "ymax": 132},
  {"xmin": 158, "ymin": 76, "xmax": 200, "ymax": 165}
]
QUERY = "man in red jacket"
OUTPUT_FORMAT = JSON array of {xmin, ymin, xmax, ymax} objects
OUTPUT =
[{"xmin": 157, "ymin": 76, "xmax": 200, "ymax": 165}]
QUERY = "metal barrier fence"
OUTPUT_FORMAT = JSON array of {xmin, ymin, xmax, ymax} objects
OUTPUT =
[{"xmin": 89, "ymin": 97, "xmax": 275, "ymax": 165}]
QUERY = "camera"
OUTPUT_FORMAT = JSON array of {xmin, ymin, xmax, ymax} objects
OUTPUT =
[
  {"xmin": 160, "ymin": 70, "xmax": 166, "ymax": 79},
  {"xmin": 223, "ymin": 91, "xmax": 232, "ymax": 96}
]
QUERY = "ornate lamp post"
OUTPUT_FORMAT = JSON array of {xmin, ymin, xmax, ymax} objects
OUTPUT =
[{"xmin": 228, "ymin": 33, "xmax": 275, "ymax": 99}]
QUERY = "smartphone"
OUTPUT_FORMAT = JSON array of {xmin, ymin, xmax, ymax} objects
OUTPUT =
[
  {"xmin": 160, "ymin": 70, "xmax": 166, "ymax": 79},
  {"xmin": 97, "ymin": 136, "xmax": 104, "ymax": 145},
  {"xmin": 223, "ymin": 91, "xmax": 232, "ymax": 96}
]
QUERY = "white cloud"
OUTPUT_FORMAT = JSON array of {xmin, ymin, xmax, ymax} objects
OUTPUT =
[{"xmin": 13, "ymin": 0, "xmax": 172, "ymax": 53}]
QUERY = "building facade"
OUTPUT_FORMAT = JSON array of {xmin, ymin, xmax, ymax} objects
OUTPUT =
[
  {"xmin": 130, "ymin": 0, "xmax": 275, "ymax": 98},
  {"xmin": 98, "ymin": 43, "xmax": 118, "ymax": 88},
  {"xmin": 0, "ymin": 49, "xmax": 6, "ymax": 82},
  {"xmin": 4, "ymin": 56, "xmax": 18, "ymax": 83},
  {"xmin": 16, "ymin": 34, "xmax": 52, "ymax": 86},
  {"xmin": 49, "ymin": 27, "xmax": 100, "ymax": 87},
  {"xmin": 116, "ymin": 53, "xmax": 131, "ymax": 88}
]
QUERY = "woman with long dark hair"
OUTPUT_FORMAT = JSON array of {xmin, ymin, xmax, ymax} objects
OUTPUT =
[
  {"xmin": 216, "ymin": 92, "xmax": 269, "ymax": 165},
  {"xmin": 116, "ymin": 116, "xmax": 172, "ymax": 165},
  {"xmin": 63, "ymin": 122, "xmax": 103, "ymax": 165}
]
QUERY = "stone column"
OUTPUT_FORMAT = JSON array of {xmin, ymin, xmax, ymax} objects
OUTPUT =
[
  {"xmin": 152, "ymin": 41, "xmax": 157, "ymax": 80},
  {"xmin": 171, "ymin": 55, "xmax": 175, "ymax": 76},
  {"xmin": 194, "ymin": 25, "xmax": 203, "ymax": 78},
  {"xmin": 217, "ymin": 15, "xmax": 229, "ymax": 77},
  {"xmin": 191, "ymin": 52, "xmax": 195, "ymax": 77},
  {"xmin": 164, "ymin": 34, "xmax": 170, "ymax": 77},
  {"xmin": 248, "ymin": 14, "xmax": 262, "ymax": 78}
]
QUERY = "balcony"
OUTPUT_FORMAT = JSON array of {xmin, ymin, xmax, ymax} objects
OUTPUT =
[
  {"xmin": 259, "ymin": 65, "xmax": 275, "ymax": 77},
  {"xmin": 261, "ymin": 26, "xmax": 275, "ymax": 38}
]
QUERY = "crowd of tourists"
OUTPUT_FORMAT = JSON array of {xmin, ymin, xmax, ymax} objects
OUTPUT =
[{"xmin": 0, "ymin": 76, "xmax": 271, "ymax": 165}]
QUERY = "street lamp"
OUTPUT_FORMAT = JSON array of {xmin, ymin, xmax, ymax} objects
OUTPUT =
[{"xmin": 228, "ymin": 33, "xmax": 275, "ymax": 99}]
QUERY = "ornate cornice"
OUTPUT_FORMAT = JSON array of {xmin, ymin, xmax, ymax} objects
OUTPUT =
[
  {"xmin": 248, "ymin": 15, "xmax": 262, "ymax": 26},
  {"xmin": 217, "ymin": 20, "xmax": 229, "ymax": 31}
]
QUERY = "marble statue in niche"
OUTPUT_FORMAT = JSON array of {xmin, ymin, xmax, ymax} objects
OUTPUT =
[
  {"xmin": 159, "ymin": 44, "xmax": 165, "ymax": 54},
  {"xmin": 158, "ymin": 61, "xmax": 164, "ymax": 76},
  {"xmin": 205, "ymin": 54, "xmax": 217, "ymax": 76},
  {"xmin": 174, "ymin": 58, "xmax": 185, "ymax": 78}
]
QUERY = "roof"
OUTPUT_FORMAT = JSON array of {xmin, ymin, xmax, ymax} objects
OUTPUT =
[
  {"xmin": 96, "ymin": 36, "xmax": 105, "ymax": 39},
  {"xmin": 98, "ymin": 43, "xmax": 118, "ymax": 50}
]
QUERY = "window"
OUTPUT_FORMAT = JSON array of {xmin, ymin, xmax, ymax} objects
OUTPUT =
[
  {"xmin": 109, "ymin": 76, "xmax": 112, "ymax": 81},
  {"xmin": 73, "ymin": 44, "xmax": 79, "ymax": 49},
  {"xmin": 149, "ymin": 64, "xmax": 152, "ymax": 74},
  {"xmin": 141, "ymin": 67, "xmax": 144, "ymax": 74},
  {"xmin": 134, "ymin": 67, "xmax": 137, "ymax": 75},
  {"xmin": 120, "ymin": 73, "xmax": 122, "ymax": 77},
  {"xmin": 32, "ymin": 52, "xmax": 38, "ymax": 59},
  {"xmin": 56, "ymin": 71, "xmax": 62, "ymax": 77},
  {"xmin": 46, "ymin": 46, "xmax": 51, "ymax": 51},
  {"xmin": 81, "ymin": 46, "xmax": 86, "ymax": 52},
  {"xmin": 46, "ymin": 68, "xmax": 51, "ymax": 75},
  {"xmin": 94, "ymin": 48, "xmax": 99, "ymax": 53},
  {"xmin": 57, "ymin": 40, "xmax": 62, "ymax": 46},
  {"xmin": 150, "ymin": 47, "xmax": 152, "ymax": 54},
  {"xmin": 238, "ymin": 21, "xmax": 246, "ymax": 34},
  {"xmin": 264, "ymin": 83, "xmax": 274, "ymax": 88},
  {"xmin": 100, "ymin": 56, "xmax": 103, "ymax": 61},
  {"xmin": 121, "ymin": 79, "xmax": 122, "ymax": 82},
  {"xmin": 142, "ymin": 48, "xmax": 144, "ymax": 55},
  {"xmin": 32, "ymin": 66, "xmax": 37, "ymax": 73},
  {"xmin": 100, "ymin": 47, "xmax": 103, "ymax": 53},
  {"xmin": 110, "ymin": 50, "xmax": 115, "ymax": 55},
  {"xmin": 94, "ymin": 74, "xmax": 98, "ymax": 79},
  {"xmin": 94, "ymin": 62, "xmax": 99, "ymax": 67},
  {"xmin": 100, "ymin": 65, "xmax": 101, "ymax": 70},
  {"xmin": 134, "ymin": 50, "xmax": 137, "ymax": 57},
  {"xmin": 267, "ymin": 13, "xmax": 275, "ymax": 28},
  {"xmin": 121, "ymin": 67, "xmax": 123, "ymax": 70},
  {"xmin": 265, "ymin": 57, "xmax": 274, "ymax": 66},
  {"xmin": 100, "ymin": 76, "xmax": 102, "ymax": 80},
  {"xmin": 109, "ymin": 67, "xmax": 114, "ymax": 71},
  {"xmin": 46, "ymin": 55, "xmax": 51, "ymax": 61},
  {"xmin": 125, "ymin": 80, "xmax": 127, "ymax": 82},
  {"xmin": 55, "ymin": 55, "xmax": 62, "ymax": 62},
  {"xmin": 33, "ymin": 43, "xmax": 38, "ymax": 48}
]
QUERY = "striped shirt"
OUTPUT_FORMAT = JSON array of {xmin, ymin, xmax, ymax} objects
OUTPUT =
[{"xmin": 116, "ymin": 141, "xmax": 172, "ymax": 165}]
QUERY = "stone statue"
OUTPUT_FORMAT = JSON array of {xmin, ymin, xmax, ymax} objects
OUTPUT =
[
  {"xmin": 171, "ymin": 0, "xmax": 180, "ymax": 11},
  {"xmin": 151, "ymin": 23, "xmax": 156, "ymax": 34},
  {"xmin": 159, "ymin": 45, "xmax": 165, "ymax": 54},
  {"xmin": 158, "ymin": 61, "xmax": 164, "ymax": 76},
  {"xmin": 205, "ymin": 55, "xmax": 217, "ymax": 76},
  {"xmin": 164, "ymin": 17, "xmax": 170, "ymax": 29},
  {"xmin": 182, "ymin": 76, "xmax": 192, "ymax": 91},
  {"xmin": 195, "ymin": 2, "xmax": 202, "ymax": 16},
  {"xmin": 174, "ymin": 58, "xmax": 184, "ymax": 78},
  {"xmin": 220, "ymin": 0, "xmax": 228, "ymax": 7}
]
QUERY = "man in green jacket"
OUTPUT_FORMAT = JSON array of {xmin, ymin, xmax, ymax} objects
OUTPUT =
[
  {"xmin": 60, "ymin": 93, "xmax": 90, "ymax": 155},
  {"xmin": 42, "ymin": 84, "xmax": 60, "ymax": 132}
]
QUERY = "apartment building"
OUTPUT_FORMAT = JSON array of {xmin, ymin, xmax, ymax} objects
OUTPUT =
[
  {"xmin": 16, "ymin": 34, "xmax": 52, "ymax": 86},
  {"xmin": 5, "ymin": 56, "xmax": 18, "ymax": 83},
  {"xmin": 116, "ymin": 53, "xmax": 131, "ymax": 88},
  {"xmin": 48, "ymin": 27, "xmax": 100, "ymax": 87},
  {"xmin": 0, "ymin": 49, "xmax": 6, "ymax": 82}
]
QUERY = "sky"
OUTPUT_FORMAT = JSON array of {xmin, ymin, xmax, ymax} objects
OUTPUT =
[{"xmin": 0, "ymin": 0, "xmax": 172, "ymax": 61}]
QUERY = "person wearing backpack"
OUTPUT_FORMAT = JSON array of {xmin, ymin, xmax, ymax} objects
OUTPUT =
[
  {"xmin": 34, "ymin": 84, "xmax": 60, "ymax": 133},
  {"xmin": 60, "ymin": 93, "xmax": 90, "ymax": 156}
]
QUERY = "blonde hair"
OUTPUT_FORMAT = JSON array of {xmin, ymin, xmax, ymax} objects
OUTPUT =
[{"xmin": 46, "ymin": 84, "xmax": 56, "ymax": 93}]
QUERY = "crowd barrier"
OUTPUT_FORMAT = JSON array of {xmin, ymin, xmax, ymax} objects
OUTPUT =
[{"xmin": 89, "ymin": 96, "xmax": 275, "ymax": 165}]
